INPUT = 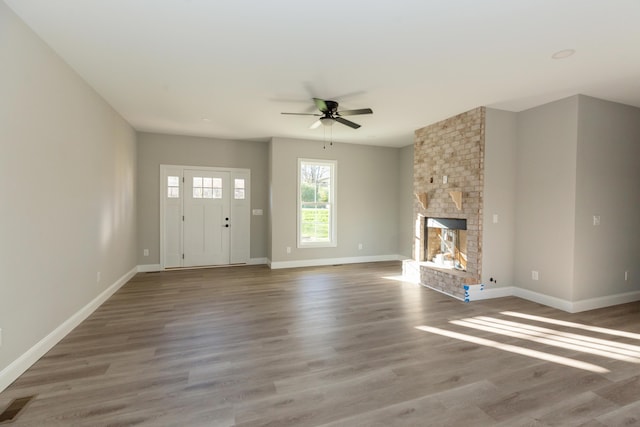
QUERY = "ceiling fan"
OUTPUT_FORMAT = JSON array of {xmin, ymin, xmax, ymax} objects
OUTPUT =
[{"xmin": 281, "ymin": 98, "xmax": 373, "ymax": 129}]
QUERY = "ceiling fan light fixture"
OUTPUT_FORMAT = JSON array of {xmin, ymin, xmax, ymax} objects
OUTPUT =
[{"xmin": 320, "ymin": 117, "xmax": 336, "ymax": 126}]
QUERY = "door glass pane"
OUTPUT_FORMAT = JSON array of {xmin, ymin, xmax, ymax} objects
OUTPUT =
[
  {"xmin": 203, "ymin": 188, "xmax": 213, "ymax": 198},
  {"xmin": 168, "ymin": 176, "xmax": 179, "ymax": 186},
  {"xmin": 203, "ymin": 177, "xmax": 213, "ymax": 187},
  {"xmin": 213, "ymin": 189, "xmax": 223, "ymax": 199},
  {"xmin": 193, "ymin": 177, "xmax": 202, "ymax": 187},
  {"xmin": 193, "ymin": 187, "xmax": 203, "ymax": 198}
]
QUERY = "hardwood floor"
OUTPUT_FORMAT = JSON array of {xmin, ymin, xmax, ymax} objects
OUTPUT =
[{"xmin": 1, "ymin": 261, "xmax": 640, "ymax": 426}]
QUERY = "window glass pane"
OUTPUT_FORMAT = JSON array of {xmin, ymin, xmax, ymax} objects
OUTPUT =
[
  {"xmin": 299, "ymin": 160, "xmax": 335, "ymax": 247},
  {"xmin": 203, "ymin": 177, "xmax": 213, "ymax": 187},
  {"xmin": 234, "ymin": 178, "xmax": 245, "ymax": 189},
  {"xmin": 168, "ymin": 187, "xmax": 179, "ymax": 198},
  {"xmin": 193, "ymin": 187, "xmax": 203, "ymax": 198},
  {"xmin": 193, "ymin": 177, "xmax": 202, "ymax": 187},
  {"xmin": 203, "ymin": 188, "xmax": 213, "ymax": 198},
  {"xmin": 234, "ymin": 189, "xmax": 245, "ymax": 199},
  {"xmin": 213, "ymin": 189, "xmax": 223, "ymax": 199},
  {"xmin": 168, "ymin": 176, "xmax": 179, "ymax": 186},
  {"xmin": 212, "ymin": 178, "xmax": 222, "ymax": 188}
]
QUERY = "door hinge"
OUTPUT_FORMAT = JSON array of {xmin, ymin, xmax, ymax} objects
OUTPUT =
[
  {"xmin": 182, "ymin": 176, "xmax": 185, "ymax": 183},
  {"xmin": 182, "ymin": 254, "xmax": 184, "ymax": 259},
  {"xmin": 182, "ymin": 215, "xmax": 184, "ymax": 221}
]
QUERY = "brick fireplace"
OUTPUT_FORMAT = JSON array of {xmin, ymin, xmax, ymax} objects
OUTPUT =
[{"xmin": 404, "ymin": 107, "xmax": 485, "ymax": 300}]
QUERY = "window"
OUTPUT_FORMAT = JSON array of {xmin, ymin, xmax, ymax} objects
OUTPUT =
[
  {"xmin": 192, "ymin": 176, "xmax": 222, "ymax": 199},
  {"xmin": 298, "ymin": 159, "xmax": 336, "ymax": 247},
  {"xmin": 234, "ymin": 178, "xmax": 245, "ymax": 199},
  {"xmin": 167, "ymin": 176, "xmax": 180, "ymax": 198}
]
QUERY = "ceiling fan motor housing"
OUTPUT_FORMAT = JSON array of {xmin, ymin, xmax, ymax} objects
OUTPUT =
[{"xmin": 324, "ymin": 100, "xmax": 339, "ymax": 114}]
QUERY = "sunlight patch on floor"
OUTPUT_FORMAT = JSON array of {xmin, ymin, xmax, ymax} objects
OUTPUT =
[
  {"xmin": 414, "ymin": 325, "xmax": 609, "ymax": 373},
  {"xmin": 449, "ymin": 318, "xmax": 640, "ymax": 363},
  {"xmin": 416, "ymin": 311, "xmax": 640, "ymax": 373},
  {"xmin": 501, "ymin": 311, "xmax": 640, "ymax": 340},
  {"xmin": 382, "ymin": 275, "xmax": 420, "ymax": 285}
]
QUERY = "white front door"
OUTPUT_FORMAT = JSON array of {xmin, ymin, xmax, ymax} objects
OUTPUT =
[
  {"xmin": 160, "ymin": 165, "xmax": 250, "ymax": 269},
  {"xmin": 183, "ymin": 169, "xmax": 230, "ymax": 267}
]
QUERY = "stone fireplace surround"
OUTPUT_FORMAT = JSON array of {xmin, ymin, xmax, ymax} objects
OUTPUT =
[{"xmin": 403, "ymin": 107, "xmax": 485, "ymax": 301}]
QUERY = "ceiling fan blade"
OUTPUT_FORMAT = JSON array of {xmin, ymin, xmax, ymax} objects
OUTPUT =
[
  {"xmin": 309, "ymin": 120, "xmax": 322, "ymax": 129},
  {"xmin": 281, "ymin": 112, "xmax": 321, "ymax": 116},
  {"xmin": 313, "ymin": 98, "xmax": 330, "ymax": 113},
  {"xmin": 338, "ymin": 108, "xmax": 373, "ymax": 116},
  {"xmin": 335, "ymin": 117, "xmax": 361, "ymax": 129}
]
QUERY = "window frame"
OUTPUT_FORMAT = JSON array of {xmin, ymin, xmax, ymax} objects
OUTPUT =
[{"xmin": 297, "ymin": 158, "xmax": 337, "ymax": 248}]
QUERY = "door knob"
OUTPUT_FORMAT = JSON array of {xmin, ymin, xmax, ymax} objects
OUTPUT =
[{"xmin": 224, "ymin": 224, "xmax": 229, "ymax": 227}]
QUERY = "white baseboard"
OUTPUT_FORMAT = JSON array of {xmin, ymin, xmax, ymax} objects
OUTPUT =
[
  {"xmin": 469, "ymin": 286, "xmax": 516, "ymax": 301},
  {"xmin": 137, "ymin": 264, "xmax": 162, "ymax": 272},
  {"xmin": 469, "ymin": 286, "xmax": 640, "ymax": 313},
  {"xmin": 0, "ymin": 266, "xmax": 137, "ymax": 393},
  {"xmin": 269, "ymin": 254, "xmax": 404, "ymax": 270},
  {"xmin": 414, "ymin": 277, "xmax": 640, "ymax": 314},
  {"xmin": 512, "ymin": 287, "xmax": 574, "ymax": 312},
  {"xmin": 570, "ymin": 290, "xmax": 640, "ymax": 313}
]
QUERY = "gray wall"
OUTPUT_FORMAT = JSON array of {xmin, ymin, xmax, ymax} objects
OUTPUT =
[
  {"xmin": 573, "ymin": 96, "xmax": 640, "ymax": 300},
  {"xmin": 270, "ymin": 137, "xmax": 402, "ymax": 263},
  {"xmin": 482, "ymin": 109, "xmax": 517, "ymax": 288},
  {"xmin": 0, "ymin": 1, "xmax": 137, "ymax": 372},
  {"xmin": 398, "ymin": 145, "xmax": 414, "ymax": 258},
  {"xmin": 136, "ymin": 133, "xmax": 269, "ymax": 264},
  {"xmin": 514, "ymin": 96, "xmax": 579, "ymax": 301}
]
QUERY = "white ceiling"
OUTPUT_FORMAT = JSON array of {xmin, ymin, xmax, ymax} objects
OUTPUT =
[{"xmin": 5, "ymin": 0, "xmax": 640, "ymax": 147}]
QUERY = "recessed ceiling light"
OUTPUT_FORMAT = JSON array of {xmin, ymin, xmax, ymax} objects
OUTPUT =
[
  {"xmin": 201, "ymin": 117, "xmax": 211, "ymax": 122},
  {"xmin": 552, "ymin": 49, "xmax": 576, "ymax": 59}
]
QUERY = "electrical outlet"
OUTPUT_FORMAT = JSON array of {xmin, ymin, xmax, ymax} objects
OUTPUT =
[
  {"xmin": 442, "ymin": 175, "xmax": 448, "ymax": 184},
  {"xmin": 358, "ymin": 243, "xmax": 363, "ymax": 250},
  {"xmin": 493, "ymin": 214, "xmax": 499, "ymax": 224},
  {"xmin": 532, "ymin": 270, "xmax": 539, "ymax": 281},
  {"xmin": 593, "ymin": 215, "xmax": 601, "ymax": 226},
  {"xmin": 625, "ymin": 271, "xmax": 629, "ymax": 281},
  {"xmin": 286, "ymin": 246, "xmax": 291, "ymax": 254},
  {"xmin": 143, "ymin": 249, "xmax": 149, "ymax": 257}
]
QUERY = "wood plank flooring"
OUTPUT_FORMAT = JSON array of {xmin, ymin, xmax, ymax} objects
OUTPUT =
[{"xmin": 1, "ymin": 261, "xmax": 640, "ymax": 426}]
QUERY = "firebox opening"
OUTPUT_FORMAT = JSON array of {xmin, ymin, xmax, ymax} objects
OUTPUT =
[{"xmin": 425, "ymin": 218, "xmax": 467, "ymax": 271}]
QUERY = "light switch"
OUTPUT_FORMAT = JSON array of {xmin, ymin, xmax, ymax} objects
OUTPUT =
[
  {"xmin": 593, "ymin": 215, "xmax": 601, "ymax": 226},
  {"xmin": 493, "ymin": 214, "xmax": 498, "ymax": 224},
  {"xmin": 442, "ymin": 175, "xmax": 448, "ymax": 184},
  {"xmin": 252, "ymin": 209, "xmax": 263, "ymax": 216}
]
